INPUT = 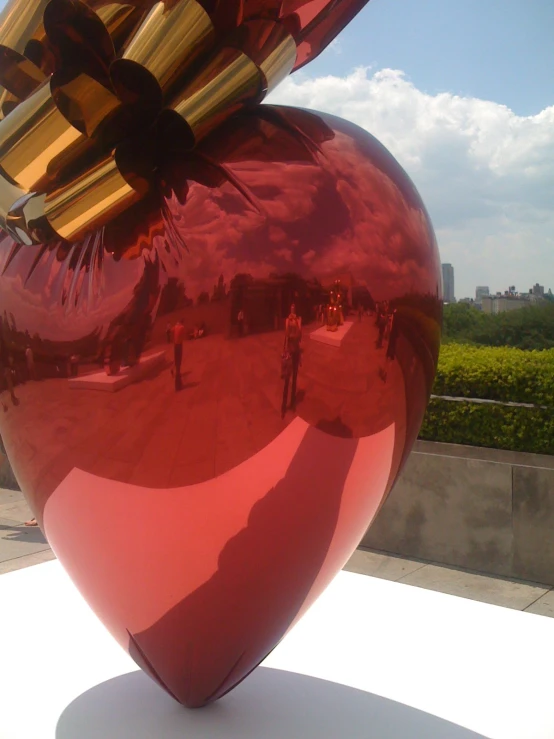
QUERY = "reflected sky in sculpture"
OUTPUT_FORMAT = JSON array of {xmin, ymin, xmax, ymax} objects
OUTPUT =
[
  {"xmin": 161, "ymin": 108, "xmax": 437, "ymax": 301},
  {"xmin": 0, "ymin": 104, "xmax": 440, "ymax": 707},
  {"xmin": 0, "ymin": 103, "xmax": 441, "ymax": 503},
  {"xmin": 0, "ymin": 106, "xmax": 439, "ymax": 343}
]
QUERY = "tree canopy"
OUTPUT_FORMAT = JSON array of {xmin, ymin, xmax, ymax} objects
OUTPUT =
[{"xmin": 443, "ymin": 301, "xmax": 554, "ymax": 350}]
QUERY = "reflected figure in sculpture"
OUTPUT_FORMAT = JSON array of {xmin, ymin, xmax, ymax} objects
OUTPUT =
[
  {"xmin": 189, "ymin": 323, "xmax": 206, "ymax": 340},
  {"xmin": 237, "ymin": 308, "xmax": 245, "ymax": 337},
  {"xmin": 25, "ymin": 346, "xmax": 35, "ymax": 382},
  {"xmin": 282, "ymin": 304, "xmax": 302, "ymax": 418},
  {"xmin": 380, "ymin": 308, "xmax": 399, "ymax": 384},
  {"xmin": 172, "ymin": 318, "xmax": 186, "ymax": 391},
  {"xmin": 326, "ymin": 280, "xmax": 345, "ymax": 332},
  {"xmin": 376, "ymin": 302, "xmax": 389, "ymax": 349},
  {"xmin": 69, "ymin": 354, "xmax": 79, "ymax": 379},
  {"xmin": 0, "ymin": 337, "xmax": 16, "ymax": 410}
]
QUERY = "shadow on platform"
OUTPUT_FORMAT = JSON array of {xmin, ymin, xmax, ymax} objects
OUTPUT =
[
  {"xmin": 0, "ymin": 522, "xmax": 47, "ymax": 544},
  {"xmin": 55, "ymin": 666, "xmax": 485, "ymax": 739}
]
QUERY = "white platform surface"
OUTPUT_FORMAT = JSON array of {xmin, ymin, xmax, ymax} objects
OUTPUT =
[
  {"xmin": 69, "ymin": 351, "xmax": 166, "ymax": 392},
  {"xmin": 310, "ymin": 321, "xmax": 354, "ymax": 347},
  {"xmin": 1, "ymin": 561, "xmax": 554, "ymax": 739}
]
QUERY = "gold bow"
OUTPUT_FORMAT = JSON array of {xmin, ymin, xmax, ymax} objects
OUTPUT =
[{"xmin": 0, "ymin": 0, "xmax": 297, "ymax": 244}]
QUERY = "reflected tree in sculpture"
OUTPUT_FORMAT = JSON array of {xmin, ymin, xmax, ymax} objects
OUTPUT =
[{"xmin": 0, "ymin": 0, "xmax": 442, "ymax": 708}]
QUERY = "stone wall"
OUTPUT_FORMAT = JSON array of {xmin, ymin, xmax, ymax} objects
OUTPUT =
[{"xmin": 363, "ymin": 440, "xmax": 554, "ymax": 585}]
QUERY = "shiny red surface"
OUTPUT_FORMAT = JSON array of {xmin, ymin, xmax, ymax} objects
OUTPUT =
[
  {"xmin": 26, "ymin": 0, "xmax": 372, "ymax": 84},
  {"xmin": 196, "ymin": 0, "xmax": 372, "ymax": 70},
  {"xmin": 0, "ymin": 105, "xmax": 441, "ymax": 707},
  {"xmin": 287, "ymin": 0, "xmax": 371, "ymax": 70}
]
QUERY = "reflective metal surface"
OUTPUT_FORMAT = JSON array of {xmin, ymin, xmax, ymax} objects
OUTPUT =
[
  {"xmin": 31, "ymin": 153, "xmax": 143, "ymax": 242},
  {"xmin": 122, "ymin": 0, "xmax": 215, "ymax": 98},
  {"xmin": 211, "ymin": 0, "xmax": 373, "ymax": 71},
  {"xmin": 0, "ymin": 0, "xmax": 50, "ymax": 119},
  {"xmin": 0, "ymin": 72, "xmax": 126, "ymax": 233},
  {"xmin": 87, "ymin": 2, "xmax": 148, "ymax": 54},
  {"xmin": 230, "ymin": 19, "xmax": 297, "ymax": 91},
  {"xmin": 0, "ymin": 0, "xmax": 49, "ymax": 53},
  {"xmin": 0, "ymin": 105, "xmax": 441, "ymax": 707},
  {"xmin": 282, "ymin": 0, "xmax": 371, "ymax": 70},
  {"xmin": 171, "ymin": 46, "xmax": 262, "ymax": 144},
  {"xmin": 0, "ymin": 0, "xmax": 440, "ymax": 714},
  {"xmin": 0, "ymin": 0, "xmax": 374, "ymax": 246},
  {"xmin": 0, "ymin": 79, "xmax": 83, "ymax": 192},
  {"xmin": 0, "ymin": 46, "xmax": 47, "ymax": 100}
]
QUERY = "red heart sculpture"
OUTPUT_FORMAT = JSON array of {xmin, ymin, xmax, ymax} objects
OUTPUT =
[{"xmin": 0, "ymin": 105, "xmax": 441, "ymax": 707}]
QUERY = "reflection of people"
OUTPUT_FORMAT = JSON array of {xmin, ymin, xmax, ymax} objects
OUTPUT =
[
  {"xmin": 376, "ymin": 302, "xmax": 388, "ymax": 348},
  {"xmin": 166, "ymin": 323, "xmax": 172, "ymax": 343},
  {"xmin": 380, "ymin": 308, "xmax": 399, "ymax": 383},
  {"xmin": 237, "ymin": 309, "xmax": 244, "ymax": 337},
  {"xmin": 189, "ymin": 323, "xmax": 206, "ymax": 340},
  {"xmin": 103, "ymin": 344, "xmax": 120, "ymax": 376},
  {"xmin": 386, "ymin": 309, "xmax": 399, "ymax": 361},
  {"xmin": 282, "ymin": 305, "xmax": 302, "ymax": 418},
  {"xmin": 69, "ymin": 354, "xmax": 79, "ymax": 378},
  {"xmin": 0, "ymin": 337, "xmax": 16, "ymax": 408},
  {"xmin": 173, "ymin": 319, "xmax": 185, "ymax": 380},
  {"xmin": 326, "ymin": 280, "xmax": 344, "ymax": 331},
  {"xmin": 25, "ymin": 345, "xmax": 35, "ymax": 381}
]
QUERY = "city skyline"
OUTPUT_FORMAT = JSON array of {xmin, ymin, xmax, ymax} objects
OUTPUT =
[
  {"xmin": 441, "ymin": 263, "xmax": 455, "ymax": 303},
  {"xmin": 439, "ymin": 263, "xmax": 551, "ymax": 302}
]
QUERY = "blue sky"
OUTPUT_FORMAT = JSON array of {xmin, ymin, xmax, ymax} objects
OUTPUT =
[
  {"xmin": 271, "ymin": 0, "xmax": 554, "ymax": 299},
  {"xmin": 305, "ymin": 0, "xmax": 554, "ymax": 118}
]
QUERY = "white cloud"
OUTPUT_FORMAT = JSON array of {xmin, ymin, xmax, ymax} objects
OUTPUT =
[
  {"xmin": 267, "ymin": 67, "xmax": 554, "ymax": 299},
  {"xmin": 326, "ymin": 39, "xmax": 343, "ymax": 56}
]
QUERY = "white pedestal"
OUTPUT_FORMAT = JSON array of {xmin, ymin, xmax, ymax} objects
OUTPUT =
[
  {"xmin": 310, "ymin": 321, "xmax": 354, "ymax": 347},
  {"xmin": 1, "ymin": 561, "xmax": 554, "ymax": 738},
  {"xmin": 69, "ymin": 352, "xmax": 166, "ymax": 392}
]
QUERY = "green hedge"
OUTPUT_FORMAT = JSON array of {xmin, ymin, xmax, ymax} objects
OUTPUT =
[
  {"xmin": 420, "ymin": 398, "xmax": 554, "ymax": 455},
  {"xmin": 432, "ymin": 344, "xmax": 554, "ymax": 407},
  {"xmin": 418, "ymin": 344, "xmax": 554, "ymax": 454}
]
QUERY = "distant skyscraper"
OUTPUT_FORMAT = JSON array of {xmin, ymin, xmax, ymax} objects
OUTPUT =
[
  {"xmin": 532, "ymin": 283, "xmax": 544, "ymax": 297},
  {"xmin": 441, "ymin": 263, "xmax": 455, "ymax": 303},
  {"xmin": 476, "ymin": 286, "xmax": 490, "ymax": 303}
]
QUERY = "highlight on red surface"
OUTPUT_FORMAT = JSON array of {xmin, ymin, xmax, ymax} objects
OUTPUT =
[{"xmin": 0, "ymin": 0, "xmax": 441, "ymax": 710}]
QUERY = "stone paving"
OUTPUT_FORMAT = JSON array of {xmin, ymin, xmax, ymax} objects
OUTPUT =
[
  {"xmin": 2, "ymin": 486, "xmax": 554, "ymax": 617},
  {"xmin": 0, "ymin": 487, "xmax": 55, "ymax": 575},
  {"xmin": 344, "ymin": 549, "xmax": 554, "ymax": 616}
]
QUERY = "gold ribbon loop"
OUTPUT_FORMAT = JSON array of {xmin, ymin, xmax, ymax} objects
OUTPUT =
[
  {"xmin": 122, "ymin": 0, "xmax": 215, "ymax": 99},
  {"xmin": 0, "ymin": 0, "xmax": 51, "ymax": 119},
  {"xmin": 0, "ymin": 46, "xmax": 47, "ymax": 101},
  {"xmin": 0, "ymin": 0, "xmax": 299, "ymax": 244}
]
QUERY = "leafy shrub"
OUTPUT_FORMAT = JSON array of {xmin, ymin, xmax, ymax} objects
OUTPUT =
[
  {"xmin": 432, "ymin": 344, "xmax": 554, "ymax": 407},
  {"xmin": 418, "ymin": 343, "xmax": 554, "ymax": 454},
  {"xmin": 420, "ymin": 398, "xmax": 554, "ymax": 455}
]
